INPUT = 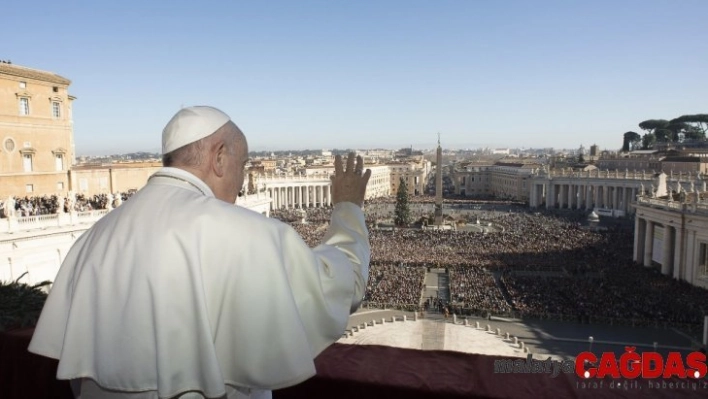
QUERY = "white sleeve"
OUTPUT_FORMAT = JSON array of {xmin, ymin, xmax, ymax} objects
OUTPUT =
[
  {"xmin": 315, "ymin": 202, "xmax": 370, "ymax": 312},
  {"xmin": 279, "ymin": 201, "xmax": 370, "ymax": 357}
]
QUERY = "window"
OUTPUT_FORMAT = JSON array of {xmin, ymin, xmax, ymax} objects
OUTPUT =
[
  {"xmin": 79, "ymin": 178, "xmax": 88, "ymax": 192},
  {"xmin": 19, "ymin": 98, "xmax": 29, "ymax": 115},
  {"xmin": 26, "ymin": 184, "xmax": 33, "ymax": 193},
  {"xmin": 57, "ymin": 182, "xmax": 64, "ymax": 191},
  {"xmin": 52, "ymin": 102, "xmax": 61, "ymax": 118},
  {"xmin": 23, "ymin": 154, "xmax": 33, "ymax": 172},
  {"xmin": 53, "ymin": 86, "xmax": 59, "ymax": 93},
  {"xmin": 55, "ymin": 154, "xmax": 64, "ymax": 171},
  {"xmin": 19, "ymin": 81, "xmax": 26, "ymax": 89}
]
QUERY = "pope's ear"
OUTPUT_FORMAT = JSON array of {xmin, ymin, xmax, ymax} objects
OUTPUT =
[{"xmin": 211, "ymin": 142, "xmax": 227, "ymax": 178}]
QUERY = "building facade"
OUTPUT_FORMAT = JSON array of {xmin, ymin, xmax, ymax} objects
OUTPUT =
[
  {"xmin": 528, "ymin": 169, "xmax": 705, "ymax": 217},
  {"xmin": 388, "ymin": 158, "xmax": 432, "ymax": 196},
  {"xmin": 632, "ymin": 194, "xmax": 708, "ymax": 289},
  {"xmin": 451, "ymin": 161, "xmax": 540, "ymax": 201},
  {"xmin": 263, "ymin": 164, "xmax": 392, "ymax": 210},
  {"xmin": 0, "ymin": 62, "xmax": 75, "ymax": 197}
]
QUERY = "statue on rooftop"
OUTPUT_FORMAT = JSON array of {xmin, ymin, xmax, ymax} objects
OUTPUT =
[
  {"xmin": 57, "ymin": 195, "xmax": 65, "ymax": 214},
  {"xmin": 106, "ymin": 193, "xmax": 114, "ymax": 210},
  {"xmin": 4, "ymin": 196, "xmax": 15, "ymax": 218}
]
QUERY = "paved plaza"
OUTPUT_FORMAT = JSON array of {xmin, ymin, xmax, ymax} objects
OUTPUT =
[{"xmin": 344, "ymin": 309, "xmax": 699, "ymax": 360}]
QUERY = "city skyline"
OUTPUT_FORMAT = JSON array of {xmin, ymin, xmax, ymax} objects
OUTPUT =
[{"xmin": 3, "ymin": 1, "xmax": 707, "ymax": 155}]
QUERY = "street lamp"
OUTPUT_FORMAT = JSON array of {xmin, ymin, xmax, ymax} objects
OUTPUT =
[{"xmin": 588, "ymin": 336, "xmax": 594, "ymax": 353}]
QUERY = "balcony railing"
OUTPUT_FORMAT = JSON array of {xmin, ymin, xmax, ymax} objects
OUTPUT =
[
  {"xmin": 635, "ymin": 196, "xmax": 708, "ymax": 215},
  {"xmin": 0, "ymin": 210, "xmax": 109, "ymax": 235}
]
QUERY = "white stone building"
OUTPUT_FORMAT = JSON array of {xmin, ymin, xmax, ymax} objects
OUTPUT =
[
  {"xmin": 264, "ymin": 164, "xmax": 391, "ymax": 210},
  {"xmin": 632, "ymin": 192, "xmax": 708, "ymax": 289}
]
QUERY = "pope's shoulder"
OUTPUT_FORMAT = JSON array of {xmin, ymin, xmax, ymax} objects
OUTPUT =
[{"xmin": 199, "ymin": 196, "xmax": 290, "ymax": 231}]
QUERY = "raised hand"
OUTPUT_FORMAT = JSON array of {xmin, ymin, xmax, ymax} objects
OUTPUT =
[{"xmin": 331, "ymin": 152, "xmax": 371, "ymax": 207}]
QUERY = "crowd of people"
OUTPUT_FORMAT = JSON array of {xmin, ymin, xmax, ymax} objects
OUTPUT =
[
  {"xmin": 449, "ymin": 266, "xmax": 510, "ymax": 316},
  {"xmin": 275, "ymin": 196, "xmax": 708, "ymax": 334},
  {"xmin": 0, "ymin": 192, "xmax": 137, "ymax": 218},
  {"xmin": 364, "ymin": 262, "xmax": 426, "ymax": 307}
]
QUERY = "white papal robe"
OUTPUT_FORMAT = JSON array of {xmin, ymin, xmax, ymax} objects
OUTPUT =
[{"xmin": 28, "ymin": 167, "xmax": 370, "ymax": 399}]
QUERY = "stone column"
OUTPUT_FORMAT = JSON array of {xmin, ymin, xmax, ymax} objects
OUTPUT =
[
  {"xmin": 558, "ymin": 185, "xmax": 565, "ymax": 208},
  {"xmin": 644, "ymin": 221, "xmax": 654, "ymax": 267},
  {"xmin": 686, "ymin": 231, "xmax": 697, "ymax": 285},
  {"xmin": 634, "ymin": 217, "xmax": 645, "ymax": 264},
  {"xmin": 594, "ymin": 185, "xmax": 600, "ymax": 209},
  {"xmin": 585, "ymin": 184, "xmax": 592, "ymax": 210},
  {"xmin": 545, "ymin": 182, "xmax": 554, "ymax": 209},
  {"xmin": 612, "ymin": 186, "xmax": 618, "ymax": 211},
  {"xmin": 661, "ymin": 225, "xmax": 673, "ymax": 276},
  {"xmin": 673, "ymin": 225, "xmax": 683, "ymax": 280},
  {"xmin": 567, "ymin": 184, "xmax": 573, "ymax": 209}
]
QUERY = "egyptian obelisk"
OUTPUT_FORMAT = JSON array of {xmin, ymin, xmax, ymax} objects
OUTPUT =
[{"xmin": 434, "ymin": 133, "xmax": 443, "ymax": 225}]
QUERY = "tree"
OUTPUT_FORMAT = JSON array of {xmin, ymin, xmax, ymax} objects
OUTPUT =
[
  {"xmin": 654, "ymin": 128, "xmax": 673, "ymax": 143},
  {"xmin": 641, "ymin": 133, "xmax": 656, "ymax": 149},
  {"xmin": 394, "ymin": 177, "xmax": 411, "ymax": 227},
  {"xmin": 621, "ymin": 131, "xmax": 641, "ymax": 152},
  {"xmin": 670, "ymin": 114, "xmax": 708, "ymax": 140},
  {"xmin": 639, "ymin": 119, "xmax": 670, "ymax": 142}
]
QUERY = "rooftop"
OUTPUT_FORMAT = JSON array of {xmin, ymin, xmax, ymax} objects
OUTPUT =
[{"xmin": 0, "ymin": 62, "xmax": 71, "ymax": 85}]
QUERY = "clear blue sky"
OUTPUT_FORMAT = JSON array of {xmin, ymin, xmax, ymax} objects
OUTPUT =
[{"xmin": 3, "ymin": 1, "xmax": 707, "ymax": 155}]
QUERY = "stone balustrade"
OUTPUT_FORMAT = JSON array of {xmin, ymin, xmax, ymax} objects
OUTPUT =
[{"xmin": 0, "ymin": 210, "xmax": 108, "ymax": 234}]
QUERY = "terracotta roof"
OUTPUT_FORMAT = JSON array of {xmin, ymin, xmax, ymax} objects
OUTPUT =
[{"xmin": 0, "ymin": 63, "xmax": 71, "ymax": 85}]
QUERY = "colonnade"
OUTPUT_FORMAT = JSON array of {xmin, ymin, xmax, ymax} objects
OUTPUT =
[
  {"xmin": 633, "ymin": 216, "xmax": 678, "ymax": 278},
  {"xmin": 530, "ymin": 182, "xmax": 639, "ymax": 214},
  {"xmin": 266, "ymin": 183, "xmax": 332, "ymax": 210}
]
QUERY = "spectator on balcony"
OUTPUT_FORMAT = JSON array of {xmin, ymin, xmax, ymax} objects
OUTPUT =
[{"xmin": 29, "ymin": 106, "xmax": 372, "ymax": 399}]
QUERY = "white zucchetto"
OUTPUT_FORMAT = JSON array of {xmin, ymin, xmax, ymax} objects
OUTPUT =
[{"xmin": 162, "ymin": 106, "xmax": 231, "ymax": 154}]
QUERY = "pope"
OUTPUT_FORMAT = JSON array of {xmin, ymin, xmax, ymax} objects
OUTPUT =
[{"xmin": 28, "ymin": 106, "xmax": 372, "ymax": 399}]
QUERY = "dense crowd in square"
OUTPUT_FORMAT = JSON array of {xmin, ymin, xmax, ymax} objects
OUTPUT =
[{"xmin": 273, "ymin": 197, "xmax": 708, "ymax": 333}]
